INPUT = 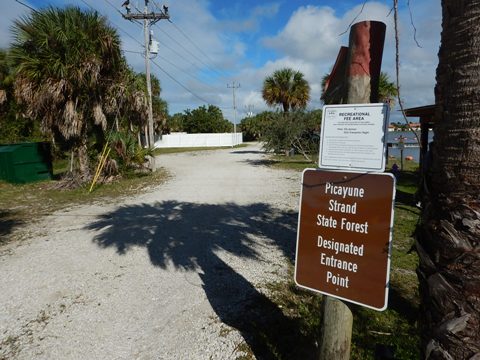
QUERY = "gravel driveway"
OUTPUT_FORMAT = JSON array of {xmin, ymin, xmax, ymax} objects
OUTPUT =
[{"xmin": 0, "ymin": 143, "xmax": 305, "ymax": 360}]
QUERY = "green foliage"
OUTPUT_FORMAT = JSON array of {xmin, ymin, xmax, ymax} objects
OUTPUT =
[
  {"xmin": 0, "ymin": 50, "xmax": 45, "ymax": 143},
  {"xmin": 321, "ymin": 71, "xmax": 397, "ymax": 106},
  {"xmin": 240, "ymin": 111, "xmax": 272, "ymax": 141},
  {"xmin": 262, "ymin": 68, "xmax": 310, "ymax": 112},
  {"xmin": 182, "ymin": 105, "xmax": 231, "ymax": 133},
  {"xmin": 135, "ymin": 73, "xmax": 168, "ymax": 135},
  {"xmin": 9, "ymin": 6, "xmax": 129, "ymax": 177},
  {"xmin": 165, "ymin": 112, "xmax": 184, "ymax": 133},
  {"xmin": 261, "ymin": 111, "xmax": 321, "ymax": 162},
  {"xmin": 379, "ymin": 72, "xmax": 398, "ymax": 106},
  {"xmin": 108, "ymin": 131, "xmax": 152, "ymax": 172},
  {"xmin": 0, "ymin": 112, "xmax": 45, "ymax": 144}
]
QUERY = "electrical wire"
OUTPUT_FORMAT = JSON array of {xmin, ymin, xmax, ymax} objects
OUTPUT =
[
  {"xmin": 80, "ymin": 0, "xmax": 144, "ymax": 47},
  {"xmin": 151, "ymin": 0, "xmax": 227, "ymax": 79},
  {"xmin": 103, "ymin": 0, "xmax": 213, "ymax": 77},
  {"xmin": 123, "ymin": 49, "xmax": 219, "ymax": 91},
  {"xmin": 153, "ymin": 23, "xmax": 224, "ymax": 79},
  {"xmin": 150, "ymin": 59, "xmax": 213, "ymax": 105},
  {"xmin": 14, "ymin": 0, "xmax": 38, "ymax": 13},
  {"xmin": 93, "ymin": 0, "xmax": 224, "ymax": 107},
  {"xmin": 168, "ymin": 21, "xmax": 228, "ymax": 78},
  {"xmin": 101, "ymin": 0, "xmax": 220, "ymax": 86},
  {"xmin": 103, "ymin": 0, "xmax": 143, "ymax": 26},
  {"xmin": 155, "ymin": 54, "xmax": 220, "ymax": 91}
]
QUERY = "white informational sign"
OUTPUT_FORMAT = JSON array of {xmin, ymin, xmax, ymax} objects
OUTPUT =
[{"xmin": 319, "ymin": 103, "xmax": 389, "ymax": 172}]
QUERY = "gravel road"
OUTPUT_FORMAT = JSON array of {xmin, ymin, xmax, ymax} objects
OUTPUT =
[{"xmin": 0, "ymin": 143, "xmax": 305, "ymax": 360}]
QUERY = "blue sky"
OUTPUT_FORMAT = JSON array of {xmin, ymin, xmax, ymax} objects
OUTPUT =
[{"xmin": 2, "ymin": 0, "xmax": 441, "ymax": 123}]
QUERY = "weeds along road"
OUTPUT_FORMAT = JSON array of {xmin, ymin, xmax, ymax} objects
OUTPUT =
[{"xmin": 0, "ymin": 142, "xmax": 302, "ymax": 360}]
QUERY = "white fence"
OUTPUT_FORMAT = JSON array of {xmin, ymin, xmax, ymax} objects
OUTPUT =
[{"xmin": 154, "ymin": 132, "xmax": 243, "ymax": 148}]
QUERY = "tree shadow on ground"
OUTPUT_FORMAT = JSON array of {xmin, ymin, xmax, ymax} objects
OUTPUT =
[
  {"xmin": 0, "ymin": 210, "xmax": 23, "ymax": 245},
  {"xmin": 85, "ymin": 201, "xmax": 316, "ymax": 359},
  {"xmin": 230, "ymin": 150, "xmax": 264, "ymax": 154},
  {"xmin": 395, "ymin": 189, "xmax": 418, "ymax": 209},
  {"xmin": 242, "ymin": 159, "xmax": 279, "ymax": 167},
  {"xmin": 388, "ymin": 286, "xmax": 419, "ymax": 323}
]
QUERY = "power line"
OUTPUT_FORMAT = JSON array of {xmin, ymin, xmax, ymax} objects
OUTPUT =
[
  {"xmin": 154, "ymin": 24, "xmax": 224, "ymax": 79},
  {"xmin": 103, "ymin": 0, "xmax": 142, "ymax": 26},
  {"xmin": 151, "ymin": 1, "xmax": 226, "ymax": 78},
  {"xmin": 14, "ymin": 0, "xmax": 38, "ymax": 12},
  {"xmin": 80, "ymin": 0, "xmax": 143, "ymax": 47},
  {"xmin": 150, "ymin": 59, "xmax": 213, "ymax": 105},
  {"xmin": 101, "ymin": 0, "xmax": 217, "ymax": 85},
  {"xmin": 167, "ymin": 21, "xmax": 227, "ymax": 77},
  {"xmin": 155, "ymin": 54, "xmax": 219, "ymax": 92},
  {"xmin": 123, "ymin": 49, "xmax": 220, "ymax": 92},
  {"xmin": 98, "ymin": 0, "xmax": 221, "ymax": 98},
  {"xmin": 150, "ymin": 1, "xmax": 230, "ymax": 80}
]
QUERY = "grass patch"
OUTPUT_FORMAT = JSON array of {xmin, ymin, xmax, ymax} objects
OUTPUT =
[
  {"xmin": 264, "ymin": 156, "xmax": 421, "ymax": 359},
  {"xmin": 0, "ymin": 160, "xmax": 169, "ymax": 246}
]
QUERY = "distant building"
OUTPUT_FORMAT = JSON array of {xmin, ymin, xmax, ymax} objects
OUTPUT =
[{"xmin": 407, "ymin": 122, "xmax": 421, "ymax": 130}]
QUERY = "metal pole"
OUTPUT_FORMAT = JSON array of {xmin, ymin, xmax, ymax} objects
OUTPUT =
[{"xmin": 228, "ymin": 81, "xmax": 240, "ymax": 146}]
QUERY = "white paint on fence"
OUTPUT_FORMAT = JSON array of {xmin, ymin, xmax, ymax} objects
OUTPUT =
[{"xmin": 154, "ymin": 132, "xmax": 243, "ymax": 148}]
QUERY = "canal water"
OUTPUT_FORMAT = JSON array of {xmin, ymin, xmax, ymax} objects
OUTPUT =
[{"xmin": 386, "ymin": 130, "xmax": 434, "ymax": 163}]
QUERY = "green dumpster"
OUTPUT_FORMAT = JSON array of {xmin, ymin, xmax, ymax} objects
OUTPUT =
[{"xmin": 0, "ymin": 142, "xmax": 52, "ymax": 184}]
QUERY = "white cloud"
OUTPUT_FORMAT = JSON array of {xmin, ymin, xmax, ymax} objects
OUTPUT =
[
  {"xmin": 259, "ymin": 1, "xmax": 440, "ymax": 117},
  {"xmin": 0, "ymin": 0, "xmax": 441, "ymax": 121}
]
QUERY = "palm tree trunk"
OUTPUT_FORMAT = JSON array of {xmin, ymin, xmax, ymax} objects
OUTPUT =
[
  {"xmin": 417, "ymin": 1, "xmax": 480, "ymax": 358},
  {"xmin": 76, "ymin": 135, "xmax": 91, "ymax": 181}
]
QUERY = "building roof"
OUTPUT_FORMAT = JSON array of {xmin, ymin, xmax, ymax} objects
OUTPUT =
[{"xmin": 402, "ymin": 104, "xmax": 435, "ymax": 118}]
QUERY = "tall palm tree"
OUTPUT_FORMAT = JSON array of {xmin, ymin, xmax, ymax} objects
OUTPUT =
[
  {"xmin": 417, "ymin": 0, "xmax": 480, "ymax": 358},
  {"xmin": 10, "ymin": 6, "xmax": 128, "ymax": 179},
  {"xmin": 262, "ymin": 68, "xmax": 310, "ymax": 112}
]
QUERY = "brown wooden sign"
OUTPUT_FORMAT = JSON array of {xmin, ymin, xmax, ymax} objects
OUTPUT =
[{"xmin": 295, "ymin": 169, "xmax": 395, "ymax": 310}]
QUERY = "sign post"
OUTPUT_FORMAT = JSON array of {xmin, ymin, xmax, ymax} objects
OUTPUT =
[
  {"xmin": 295, "ymin": 170, "xmax": 395, "ymax": 311},
  {"xmin": 309, "ymin": 20, "xmax": 387, "ymax": 359}
]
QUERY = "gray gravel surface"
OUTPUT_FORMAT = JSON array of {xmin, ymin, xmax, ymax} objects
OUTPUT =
[{"xmin": 0, "ymin": 143, "xmax": 302, "ymax": 360}]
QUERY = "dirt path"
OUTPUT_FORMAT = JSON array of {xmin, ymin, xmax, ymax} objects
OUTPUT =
[{"xmin": 0, "ymin": 143, "xmax": 306, "ymax": 360}]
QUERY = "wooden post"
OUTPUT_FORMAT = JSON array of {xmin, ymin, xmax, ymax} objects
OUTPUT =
[{"xmin": 319, "ymin": 20, "xmax": 386, "ymax": 360}]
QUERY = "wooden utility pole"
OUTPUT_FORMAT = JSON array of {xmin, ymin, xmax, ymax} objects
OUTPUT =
[
  {"xmin": 318, "ymin": 20, "xmax": 386, "ymax": 360},
  {"xmin": 227, "ymin": 81, "xmax": 240, "ymax": 146},
  {"xmin": 122, "ymin": 1, "xmax": 170, "ymax": 170}
]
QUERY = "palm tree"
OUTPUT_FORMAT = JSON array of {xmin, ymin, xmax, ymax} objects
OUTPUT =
[
  {"xmin": 262, "ymin": 68, "xmax": 310, "ymax": 112},
  {"xmin": 321, "ymin": 71, "xmax": 397, "ymax": 106},
  {"xmin": 0, "ymin": 50, "xmax": 9, "ymax": 107},
  {"xmin": 10, "ymin": 6, "xmax": 128, "ymax": 180},
  {"xmin": 378, "ymin": 72, "xmax": 398, "ymax": 107},
  {"xmin": 417, "ymin": 1, "xmax": 480, "ymax": 358}
]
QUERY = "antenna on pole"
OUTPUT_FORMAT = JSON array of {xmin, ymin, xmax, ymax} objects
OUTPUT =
[{"xmin": 227, "ymin": 81, "xmax": 240, "ymax": 146}]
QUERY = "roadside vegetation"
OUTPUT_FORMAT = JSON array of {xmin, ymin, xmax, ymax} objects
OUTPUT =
[{"xmin": 1, "ymin": 6, "xmax": 175, "ymax": 187}]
